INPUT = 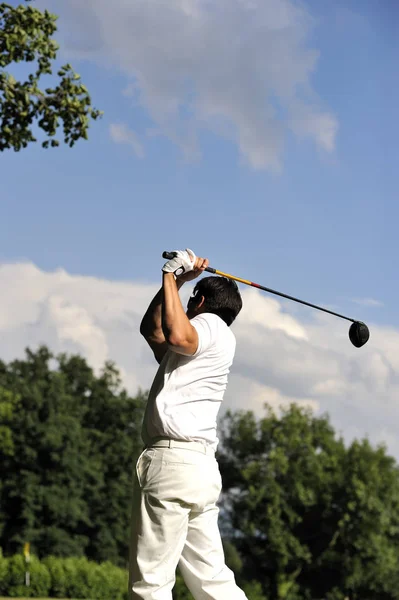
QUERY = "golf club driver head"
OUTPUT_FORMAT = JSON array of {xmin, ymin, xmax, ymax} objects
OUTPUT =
[{"xmin": 349, "ymin": 321, "xmax": 370, "ymax": 348}]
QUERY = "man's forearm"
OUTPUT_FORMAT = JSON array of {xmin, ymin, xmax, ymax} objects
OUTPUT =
[
  {"xmin": 140, "ymin": 279, "xmax": 185, "ymax": 340},
  {"xmin": 162, "ymin": 273, "xmax": 192, "ymax": 346}
]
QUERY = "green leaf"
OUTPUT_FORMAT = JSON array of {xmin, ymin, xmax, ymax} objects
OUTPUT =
[{"xmin": 0, "ymin": 2, "xmax": 102, "ymax": 153}]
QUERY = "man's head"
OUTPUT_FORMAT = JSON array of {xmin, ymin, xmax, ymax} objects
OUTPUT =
[{"xmin": 186, "ymin": 276, "xmax": 243, "ymax": 326}]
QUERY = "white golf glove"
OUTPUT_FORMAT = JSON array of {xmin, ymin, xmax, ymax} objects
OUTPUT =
[{"xmin": 162, "ymin": 248, "xmax": 196, "ymax": 277}]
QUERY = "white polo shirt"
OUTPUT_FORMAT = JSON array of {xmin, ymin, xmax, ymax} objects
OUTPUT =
[{"xmin": 141, "ymin": 312, "xmax": 236, "ymax": 450}]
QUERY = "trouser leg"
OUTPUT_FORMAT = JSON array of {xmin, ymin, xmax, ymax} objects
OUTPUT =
[
  {"xmin": 179, "ymin": 504, "xmax": 247, "ymax": 600},
  {"xmin": 129, "ymin": 449, "xmax": 190, "ymax": 600}
]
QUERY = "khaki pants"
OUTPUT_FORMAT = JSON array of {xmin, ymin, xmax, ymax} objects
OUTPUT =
[{"xmin": 129, "ymin": 441, "xmax": 247, "ymax": 600}]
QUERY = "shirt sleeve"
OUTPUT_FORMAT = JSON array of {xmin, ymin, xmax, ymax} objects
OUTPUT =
[{"xmin": 191, "ymin": 314, "xmax": 217, "ymax": 357}]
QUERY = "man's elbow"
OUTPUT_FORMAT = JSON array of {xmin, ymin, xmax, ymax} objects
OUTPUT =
[
  {"xmin": 166, "ymin": 332, "xmax": 187, "ymax": 349},
  {"xmin": 165, "ymin": 328, "xmax": 198, "ymax": 355}
]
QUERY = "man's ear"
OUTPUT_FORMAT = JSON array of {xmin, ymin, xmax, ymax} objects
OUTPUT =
[{"xmin": 197, "ymin": 295, "xmax": 205, "ymax": 309}]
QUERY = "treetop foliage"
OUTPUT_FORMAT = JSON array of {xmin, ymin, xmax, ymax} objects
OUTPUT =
[
  {"xmin": 0, "ymin": 1, "xmax": 102, "ymax": 152},
  {"xmin": 218, "ymin": 406, "xmax": 399, "ymax": 599},
  {"xmin": 0, "ymin": 346, "xmax": 145, "ymax": 566}
]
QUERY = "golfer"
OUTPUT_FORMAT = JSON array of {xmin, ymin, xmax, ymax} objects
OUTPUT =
[{"xmin": 129, "ymin": 248, "xmax": 247, "ymax": 600}]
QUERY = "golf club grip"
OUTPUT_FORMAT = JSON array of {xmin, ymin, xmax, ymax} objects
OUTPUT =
[
  {"xmin": 162, "ymin": 251, "xmax": 177, "ymax": 259},
  {"xmin": 162, "ymin": 251, "xmax": 215, "ymax": 274}
]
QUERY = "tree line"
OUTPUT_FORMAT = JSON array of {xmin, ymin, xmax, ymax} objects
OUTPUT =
[{"xmin": 1, "ymin": 346, "xmax": 399, "ymax": 600}]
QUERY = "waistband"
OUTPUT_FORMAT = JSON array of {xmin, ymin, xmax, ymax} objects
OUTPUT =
[{"xmin": 145, "ymin": 437, "xmax": 215, "ymax": 456}]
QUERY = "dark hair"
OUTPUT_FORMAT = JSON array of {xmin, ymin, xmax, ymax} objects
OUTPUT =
[{"xmin": 191, "ymin": 276, "xmax": 242, "ymax": 326}]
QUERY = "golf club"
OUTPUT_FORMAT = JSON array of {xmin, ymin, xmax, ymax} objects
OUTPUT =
[{"xmin": 162, "ymin": 251, "xmax": 370, "ymax": 348}]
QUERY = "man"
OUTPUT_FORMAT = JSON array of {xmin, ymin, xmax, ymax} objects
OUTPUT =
[{"xmin": 129, "ymin": 248, "xmax": 247, "ymax": 600}]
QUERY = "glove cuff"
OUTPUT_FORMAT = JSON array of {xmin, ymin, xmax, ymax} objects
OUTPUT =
[{"xmin": 161, "ymin": 267, "xmax": 178, "ymax": 278}]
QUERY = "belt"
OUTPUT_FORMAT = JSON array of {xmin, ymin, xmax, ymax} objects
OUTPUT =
[{"xmin": 146, "ymin": 437, "xmax": 215, "ymax": 456}]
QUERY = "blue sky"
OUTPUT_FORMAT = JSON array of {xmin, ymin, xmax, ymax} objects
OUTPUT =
[
  {"xmin": 2, "ymin": 0, "xmax": 397, "ymax": 327},
  {"xmin": 1, "ymin": 0, "xmax": 399, "ymax": 454}
]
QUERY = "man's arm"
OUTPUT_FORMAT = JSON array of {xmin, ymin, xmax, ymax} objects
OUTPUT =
[
  {"xmin": 162, "ymin": 273, "xmax": 198, "ymax": 356},
  {"xmin": 139, "ymin": 279, "xmax": 185, "ymax": 364},
  {"xmin": 140, "ymin": 251, "xmax": 208, "ymax": 361},
  {"xmin": 162, "ymin": 255, "xmax": 209, "ymax": 355}
]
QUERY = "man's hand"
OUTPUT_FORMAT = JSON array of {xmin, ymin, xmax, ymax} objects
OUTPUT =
[
  {"xmin": 162, "ymin": 248, "xmax": 196, "ymax": 277},
  {"xmin": 176, "ymin": 256, "xmax": 209, "ymax": 283}
]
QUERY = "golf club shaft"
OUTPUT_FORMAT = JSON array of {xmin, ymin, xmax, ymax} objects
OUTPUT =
[{"xmin": 162, "ymin": 251, "xmax": 357, "ymax": 324}]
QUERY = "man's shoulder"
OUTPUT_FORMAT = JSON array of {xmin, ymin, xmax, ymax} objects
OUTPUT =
[
  {"xmin": 192, "ymin": 312, "xmax": 224, "ymax": 327},
  {"xmin": 192, "ymin": 312, "xmax": 235, "ymax": 340},
  {"xmin": 190, "ymin": 312, "xmax": 236, "ymax": 358}
]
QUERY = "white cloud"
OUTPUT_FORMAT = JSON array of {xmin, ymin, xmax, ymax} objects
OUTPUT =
[
  {"xmin": 42, "ymin": 0, "xmax": 338, "ymax": 171},
  {"xmin": 289, "ymin": 106, "xmax": 338, "ymax": 152},
  {"xmin": 236, "ymin": 288, "xmax": 308, "ymax": 339},
  {"xmin": 109, "ymin": 123, "xmax": 145, "ymax": 158},
  {"xmin": 0, "ymin": 262, "xmax": 157, "ymax": 392},
  {"xmin": 45, "ymin": 295, "xmax": 109, "ymax": 370},
  {"xmin": 1, "ymin": 262, "xmax": 398, "ymax": 459},
  {"xmin": 351, "ymin": 297, "xmax": 384, "ymax": 308},
  {"xmin": 223, "ymin": 374, "xmax": 320, "ymax": 415}
]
